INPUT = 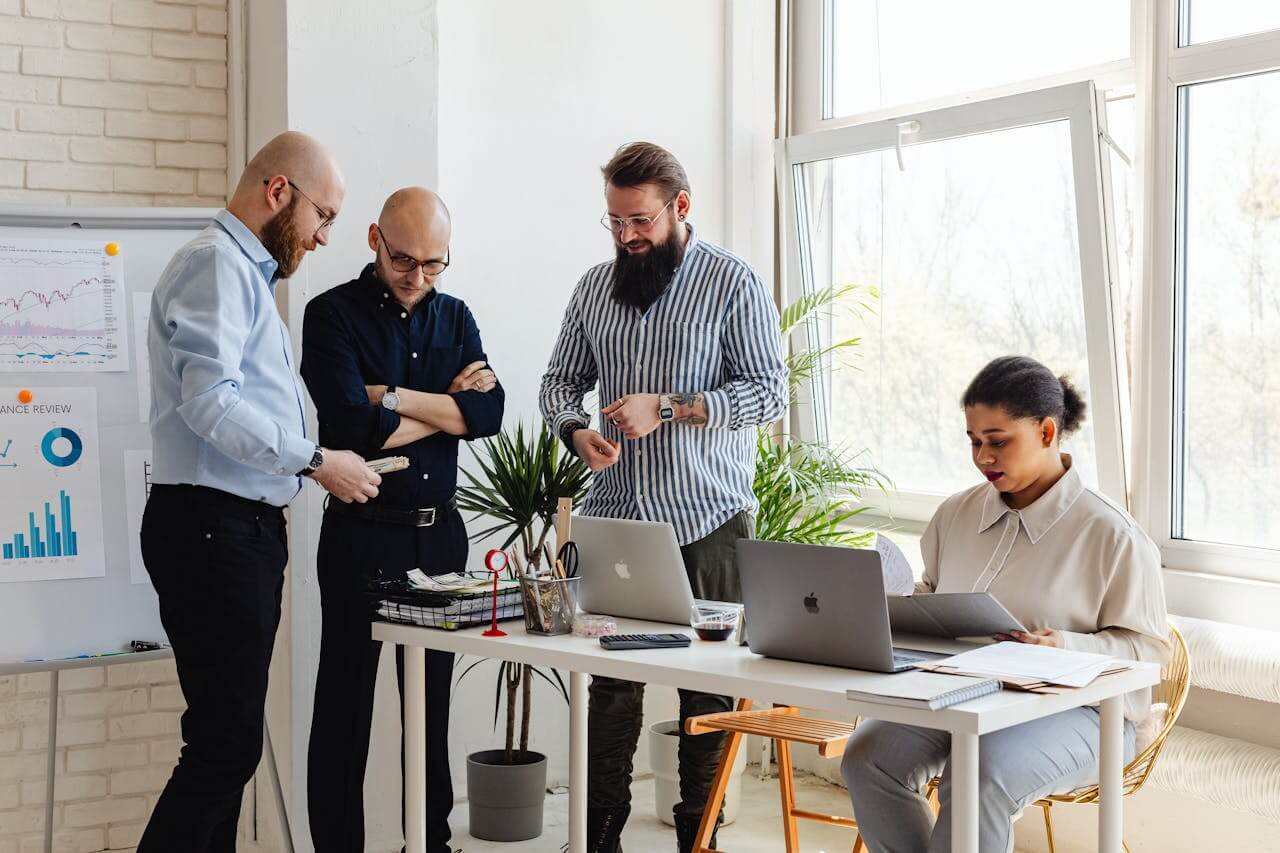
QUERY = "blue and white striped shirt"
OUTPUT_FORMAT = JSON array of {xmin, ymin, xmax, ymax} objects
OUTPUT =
[{"xmin": 539, "ymin": 225, "xmax": 787, "ymax": 545}]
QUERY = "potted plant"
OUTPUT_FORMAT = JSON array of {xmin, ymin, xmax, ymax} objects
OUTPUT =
[
  {"xmin": 453, "ymin": 422, "xmax": 591, "ymax": 842},
  {"xmin": 650, "ymin": 284, "xmax": 887, "ymax": 823}
]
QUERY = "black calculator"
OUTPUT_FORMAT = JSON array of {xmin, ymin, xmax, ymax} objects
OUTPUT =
[{"xmin": 599, "ymin": 633, "xmax": 692, "ymax": 650}]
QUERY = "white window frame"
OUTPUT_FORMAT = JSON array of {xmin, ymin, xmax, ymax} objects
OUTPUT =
[
  {"xmin": 1134, "ymin": 4, "xmax": 1280, "ymax": 584},
  {"xmin": 777, "ymin": 81, "xmax": 1130, "ymax": 524},
  {"xmin": 782, "ymin": 0, "xmax": 1280, "ymax": 603}
]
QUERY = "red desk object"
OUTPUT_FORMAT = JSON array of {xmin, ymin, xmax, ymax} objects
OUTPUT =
[{"xmin": 482, "ymin": 549, "xmax": 509, "ymax": 637}]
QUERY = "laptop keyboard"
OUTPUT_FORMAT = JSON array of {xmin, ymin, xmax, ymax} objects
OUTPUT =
[{"xmin": 892, "ymin": 648, "xmax": 946, "ymax": 667}]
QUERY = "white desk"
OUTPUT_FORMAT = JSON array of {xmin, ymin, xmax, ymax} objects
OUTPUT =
[{"xmin": 373, "ymin": 619, "xmax": 1159, "ymax": 853}]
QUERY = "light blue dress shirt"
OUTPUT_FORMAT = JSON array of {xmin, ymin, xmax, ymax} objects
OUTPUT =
[{"xmin": 148, "ymin": 209, "xmax": 315, "ymax": 507}]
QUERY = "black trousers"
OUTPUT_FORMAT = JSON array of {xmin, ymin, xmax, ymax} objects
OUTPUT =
[
  {"xmin": 137, "ymin": 485, "xmax": 289, "ymax": 853},
  {"xmin": 307, "ymin": 506, "xmax": 467, "ymax": 853},
  {"xmin": 588, "ymin": 511, "xmax": 752, "ymax": 849}
]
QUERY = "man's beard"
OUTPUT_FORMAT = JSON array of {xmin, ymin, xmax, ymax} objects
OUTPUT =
[
  {"xmin": 610, "ymin": 233, "xmax": 685, "ymax": 312},
  {"xmin": 260, "ymin": 197, "xmax": 308, "ymax": 279}
]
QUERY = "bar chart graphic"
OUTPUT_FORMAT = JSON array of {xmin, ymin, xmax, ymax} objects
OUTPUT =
[
  {"xmin": 0, "ymin": 387, "xmax": 104, "ymax": 583},
  {"xmin": 2, "ymin": 490, "xmax": 78, "ymax": 560}
]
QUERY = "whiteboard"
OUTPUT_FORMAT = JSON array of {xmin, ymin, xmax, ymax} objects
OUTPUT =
[{"xmin": 0, "ymin": 205, "xmax": 217, "ymax": 663}]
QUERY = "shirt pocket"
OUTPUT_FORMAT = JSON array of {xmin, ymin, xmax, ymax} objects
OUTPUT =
[
  {"xmin": 659, "ymin": 320, "xmax": 721, "ymax": 391},
  {"xmin": 421, "ymin": 344, "xmax": 464, "ymax": 393}
]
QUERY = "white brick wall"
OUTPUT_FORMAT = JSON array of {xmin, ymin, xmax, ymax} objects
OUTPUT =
[
  {"xmin": 0, "ymin": 662, "xmax": 193, "ymax": 853},
  {"xmin": 1, "ymin": 5, "xmax": 232, "ymax": 848},
  {"xmin": 0, "ymin": 0, "xmax": 230, "ymax": 207}
]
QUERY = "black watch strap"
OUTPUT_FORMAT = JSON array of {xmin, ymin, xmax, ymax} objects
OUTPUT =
[
  {"xmin": 297, "ymin": 445, "xmax": 324, "ymax": 477},
  {"xmin": 559, "ymin": 421, "xmax": 587, "ymax": 456}
]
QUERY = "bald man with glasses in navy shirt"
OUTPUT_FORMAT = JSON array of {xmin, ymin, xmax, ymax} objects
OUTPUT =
[{"xmin": 301, "ymin": 187, "xmax": 503, "ymax": 853}]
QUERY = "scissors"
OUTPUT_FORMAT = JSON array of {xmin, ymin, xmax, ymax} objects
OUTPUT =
[{"xmin": 556, "ymin": 541, "xmax": 579, "ymax": 579}]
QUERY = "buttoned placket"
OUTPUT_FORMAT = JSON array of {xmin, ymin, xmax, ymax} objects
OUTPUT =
[
  {"xmin": 971, "ymin": 512, "xmax": 1021, "ymax": 593},
  {"xmin": 632, "ymin": 311, "xmax": 649, "ymax": 515}
]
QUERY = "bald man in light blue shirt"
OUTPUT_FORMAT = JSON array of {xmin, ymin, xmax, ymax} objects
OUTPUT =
[{"xmin": 138, "ymin": 131, "xmax": 379, "ymax": 853}]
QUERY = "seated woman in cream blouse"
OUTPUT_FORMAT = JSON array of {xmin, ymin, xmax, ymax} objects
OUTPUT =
[{"xmin": 842, "ymin": 355, "xmax": 1169, "ymax": 853}]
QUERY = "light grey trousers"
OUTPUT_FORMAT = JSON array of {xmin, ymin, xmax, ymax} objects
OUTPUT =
[{"xmin": 841, "ymin": 707, "xmax": 1136, "ymax": 853}]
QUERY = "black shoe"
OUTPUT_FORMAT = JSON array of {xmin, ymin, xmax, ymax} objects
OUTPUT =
[
  {"xmin": 586, "ymin": 805, "xmax": 629, "ymax": 853},
  {"xmin": 674, "ymin": 811, "xmax": 721, "ymax": 853}
]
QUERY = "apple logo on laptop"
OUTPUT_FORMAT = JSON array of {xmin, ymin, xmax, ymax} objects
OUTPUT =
[
  {"xmin": 614, "ymin": 562, "xmax": 631, "ymax": 580},
  {"xmin": 803, "ymin": 592, "xmax": 819, "ymax": 613}
]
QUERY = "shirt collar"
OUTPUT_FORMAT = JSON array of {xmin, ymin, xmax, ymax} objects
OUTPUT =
[
  {"xmin": 977, "ymin": 454, "xmax": 1083, "ymax": 544},
  {"xmin": 359, "ymin": 262, "xmax": 437, "ymax": 312},
  {"xmin": 675, "ymin": 221, "xmax": 700, "ymax": 273},
  {"xmin": 214, "ymin": 209, "xmax": 278, "ymax": 284}
]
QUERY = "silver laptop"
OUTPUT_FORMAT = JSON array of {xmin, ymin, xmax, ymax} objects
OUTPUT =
[
  {"xmin": 572, "ymin": 517, "xmax": 696, "ymax": 625},
  {"xmin": 738, "ymin": 539, "xmax": 940, "ymax": 673}
]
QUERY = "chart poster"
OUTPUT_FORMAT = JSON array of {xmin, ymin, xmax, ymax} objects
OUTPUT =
[
  {"xmin": 123, "ymin": 448, "xmax": 152, "ymax": 585},
  {"xmin": 133, "ymin": 292, "xmax": 152, "ymax": 422},
  {"xmin": 0, "ymin": 237, "xmax": 129, "ymax": 372},
  {"xmin": 0, "ymin": 387, "xmax": 105, "ymax": 582}
]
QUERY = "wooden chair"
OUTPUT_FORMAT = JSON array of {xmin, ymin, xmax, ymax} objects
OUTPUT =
[
  {"xmin": 917, "ymin": 625, "xmax": 1191, "ymax": 853},
  {"xmin": 684, "ymin": 700, "xmax": 862, "ymax": 853}
]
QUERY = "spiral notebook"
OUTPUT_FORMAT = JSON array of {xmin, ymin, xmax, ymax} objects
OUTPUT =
[{"xmin": 846, "ymin": 671, "xmax": 1002, "ymax": 710}]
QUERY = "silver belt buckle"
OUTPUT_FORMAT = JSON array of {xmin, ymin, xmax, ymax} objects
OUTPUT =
[{"xmin": 416, "ymin": 507, "xmax": 437, "ymax": 527}]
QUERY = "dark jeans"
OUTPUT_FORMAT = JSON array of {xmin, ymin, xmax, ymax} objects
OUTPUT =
[
  {"xmin": 588, "ymin": 511, "xmax": 752, "ymax": 848},
  {"xmin": 307, "ymin": 505, "xmax": 467, "ymax": 853},
  {"xmin": 137, "ymin": 485, "xmax": 289, "ymax": 853}
]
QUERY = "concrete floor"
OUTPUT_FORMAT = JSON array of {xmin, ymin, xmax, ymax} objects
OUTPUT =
[{"xmin": 454, "ymin": 769, "xmax": 860, "ymax": 852}]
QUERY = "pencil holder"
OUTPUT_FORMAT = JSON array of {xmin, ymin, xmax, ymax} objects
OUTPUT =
[{"xmin": 518, "ymin": 575, "xmax": 580, "ymax": 636}]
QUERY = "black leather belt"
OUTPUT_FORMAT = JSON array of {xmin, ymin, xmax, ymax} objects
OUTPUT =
[{"xmin": 325, "ymin": 497, "xmax": 456, "ymax": 527}]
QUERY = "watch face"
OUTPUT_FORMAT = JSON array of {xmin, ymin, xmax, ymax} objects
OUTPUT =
[
  {"xmin": 659, "ymin": 406, "xmax": 674, "ymax": 421},
  {"xmin": 383, "ymin": 392, "xmax": 399, "ymax": 411}
]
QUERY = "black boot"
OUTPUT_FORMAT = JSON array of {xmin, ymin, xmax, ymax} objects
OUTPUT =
[
  {"xmin": 587, "ymin": 805, "xmax": 628, "ymax": 853},
  {"xmin": 674, "ymin": 810, "xmax": 721, "ymax": 853}
]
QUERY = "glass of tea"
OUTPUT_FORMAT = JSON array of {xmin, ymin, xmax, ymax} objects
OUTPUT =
[{"xmin": 690, "ymin": 604, "xmax": 739, "ymax": 642}]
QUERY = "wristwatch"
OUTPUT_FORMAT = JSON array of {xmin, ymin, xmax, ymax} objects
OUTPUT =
[
  {"xmin": 298, "ymin": 445, "xmax": 324, "ymax": 477},
  {"xmin": 382, "ymin": 386, "xmax": 401, "ymax": 412},
  {"xmin": 559, "ymin": 421, "xmax": 587, "ymax": 455},
  {"xmin": 658, "ymin": 394, "xmax": 676, "ymax": 423}
]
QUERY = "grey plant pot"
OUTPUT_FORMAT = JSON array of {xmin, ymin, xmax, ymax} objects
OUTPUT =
[{"xmin": 466, "ymin": 749, "xmax": 548, "ymax": 842}]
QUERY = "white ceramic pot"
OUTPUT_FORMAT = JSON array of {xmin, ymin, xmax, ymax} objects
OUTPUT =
[{"xmin": 648, "ymin": 719, "xmax": 748, "ymax": 827}]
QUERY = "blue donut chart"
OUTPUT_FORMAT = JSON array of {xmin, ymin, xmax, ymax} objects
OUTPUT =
[{"xmin": 41, "ymin": 427, "xmax": 83, "ymax": 468}]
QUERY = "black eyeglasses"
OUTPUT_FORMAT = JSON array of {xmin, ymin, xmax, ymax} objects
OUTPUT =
[
  {"xmin": 264, "ymin": 178, "xmax": 336, "ymax": 235},
  {"xmin": 376, "ymin": 226, "xmax": 450, "ymax": 275}
]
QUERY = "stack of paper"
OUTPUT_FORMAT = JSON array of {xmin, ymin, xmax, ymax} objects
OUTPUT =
[
  {"xmin": 405, "ymin": 570, "xmax": 493, "ymax": 595},
  {"xmin": 846, "ymin": 671, "xmax": 1001, "ymax": 710},
  {"xmin": 914, "ymin": 642, "xmax": 1130, "ymax": 693}
]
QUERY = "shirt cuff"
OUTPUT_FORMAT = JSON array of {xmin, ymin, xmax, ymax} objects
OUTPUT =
[
  {"xmin": 278, "ymin": 434, "xmax": 316, "ymax": 477},
  {"xmin": 553, "ymin": 409, "xmax": 588, "ymax": 434},
  {"xmin": 1057, "ymin": 629, "xmax": 1098, "ymax": 653},
  {"xmin": 701, "ymin": 388, "xmax": 736, "ymax": 430}
]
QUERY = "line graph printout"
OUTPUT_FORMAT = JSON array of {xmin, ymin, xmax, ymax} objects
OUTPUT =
[{"xmin": 0, "ymin": 238, "xmax": 129, "ymax": 372}]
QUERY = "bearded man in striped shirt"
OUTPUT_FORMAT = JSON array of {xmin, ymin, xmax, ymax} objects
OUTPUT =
[{"xmin": 540, "ymin": 141, "xmax": 788, "ymax": 853}]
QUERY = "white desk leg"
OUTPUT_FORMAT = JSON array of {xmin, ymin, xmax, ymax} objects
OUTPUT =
[
  {"xmin": 569, "ymin": 671, "xmax": 588, "ymax": 853},
  {"xmin": 404, "ymin": 645, "xmax": 427, "ymax": 853},
  {"xmin": 1099, "ymin": 696, "xmax": 1124, "ymax": 853},
  {"xmin": 951, "ymin": 731, "xmax": 980, "ymax": 853}
]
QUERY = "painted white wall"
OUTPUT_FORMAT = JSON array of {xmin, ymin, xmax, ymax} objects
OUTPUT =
[
  {"xmin": 435, "ymin": 0, "xmax": 733, "ymax": 796},
  {"xmin": 243, "ymin": 2, "xmax": 442, "ymax": 850},
  {"xmin": 246, "ymin": 1, "xmax": 769, "ymax": 848}
]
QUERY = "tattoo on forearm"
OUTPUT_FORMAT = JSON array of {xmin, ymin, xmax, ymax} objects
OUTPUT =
[{"xmin": 667, "ymin": 392, "xmax": 708, "ymax": 426}]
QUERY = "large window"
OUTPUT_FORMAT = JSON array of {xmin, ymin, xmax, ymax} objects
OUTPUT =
[
  {"xmin": 827, "ymin": 0, "xmax": 1130, "ymax": 119},
  {"xmin": 780, "ymin": 84, "xmax": 1126, "ymax": 517},
  {"xmin": 1170, "ymin": 59, "xmax": 1280, "ymax": 557},
  {"xmin": 785, "ymin": 0, "xmax": 1280, "ymax": 584}
]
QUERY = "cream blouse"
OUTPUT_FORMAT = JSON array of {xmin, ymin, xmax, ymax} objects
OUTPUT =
[{"xmin": 917, "ymin": 456, "xmax": 1170, "ymax": 720}]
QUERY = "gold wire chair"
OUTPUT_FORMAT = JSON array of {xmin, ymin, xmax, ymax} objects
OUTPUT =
[{"xmin": 911, "ymin": 624, "xmax": 1191, "ymax": 853}]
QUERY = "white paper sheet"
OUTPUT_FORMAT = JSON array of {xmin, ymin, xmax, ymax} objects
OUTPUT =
[
  {"xmin": 0, "ymin": 238, "xmax": 129, "ymax": 372},
  {"xmin": 931, "ymin": 641, "xmax": 1115, "ymax": 687},
  {"xmin": 875, "ymin": 533, "xmax": 916, "ymax": 595}
]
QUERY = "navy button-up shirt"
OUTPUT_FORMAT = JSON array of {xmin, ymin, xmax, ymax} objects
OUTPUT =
[{"xmin": 300, "ymin": 264, "xmax": 504, "ymax": 508}]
